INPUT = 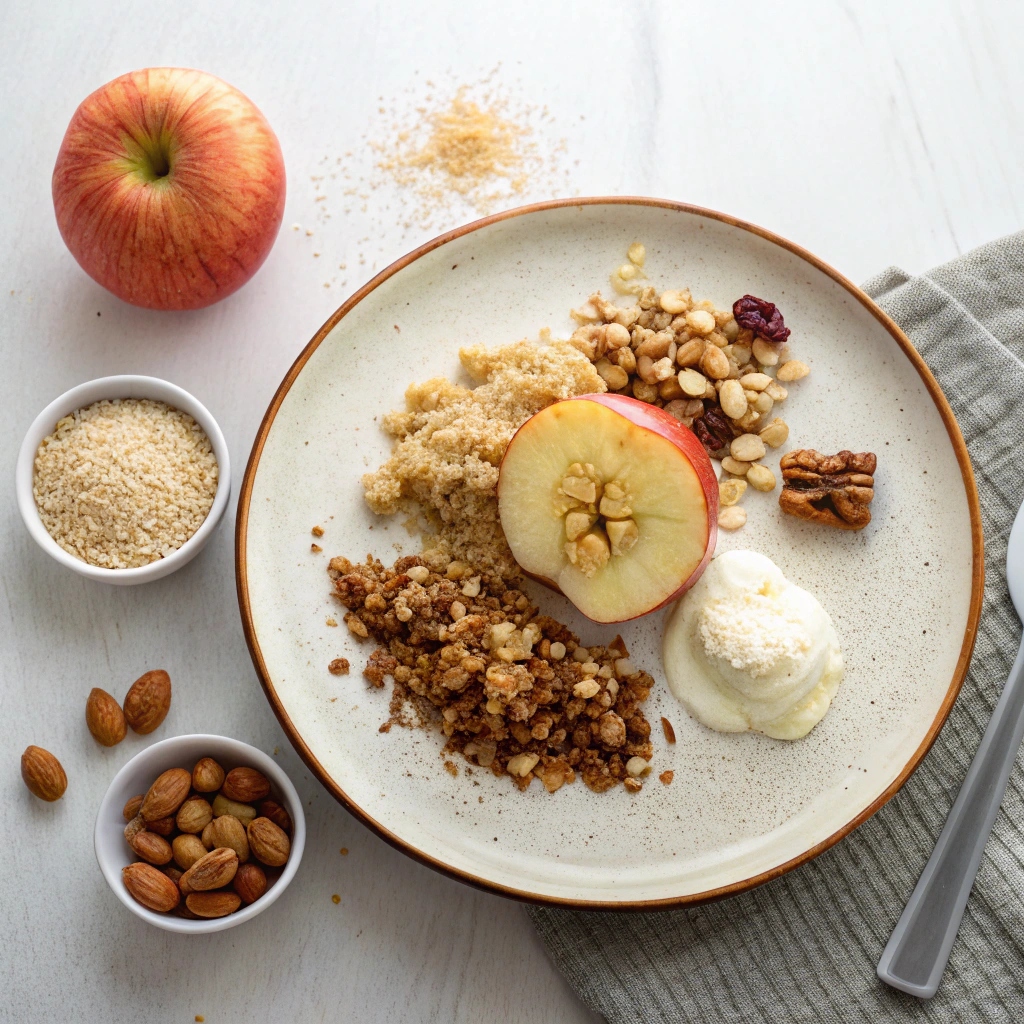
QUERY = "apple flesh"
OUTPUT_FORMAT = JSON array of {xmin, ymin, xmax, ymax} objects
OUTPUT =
[
  {"xmin": 498, "ymin": 394, "xmax": 718, "ymax": 623},
  {"xmin": 52, "ymin": 67, "xmax": 286, "ymax": 310}
]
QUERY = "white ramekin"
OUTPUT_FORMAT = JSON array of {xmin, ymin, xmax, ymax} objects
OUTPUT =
[
  {"xmin": 94, "ymin": 734, "xmax": 305, "ymax": 934},
  {"xmin": 16, "ymin": 375, "xmax": 230, "ymax": 584}
]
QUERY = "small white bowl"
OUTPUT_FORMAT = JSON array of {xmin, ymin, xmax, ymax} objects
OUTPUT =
[
  {"xmin": 16, "ymin": 375, "xmax": 230, "ymax": 585},
  {"xmin": 95, "ymin": 734, "xmax": 305, "ymax": 933}
]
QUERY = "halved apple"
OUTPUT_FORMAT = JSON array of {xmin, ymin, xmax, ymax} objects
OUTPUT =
[{"xmin": 497, "ymin": 394, "xmax": 718, "ymax": 623}]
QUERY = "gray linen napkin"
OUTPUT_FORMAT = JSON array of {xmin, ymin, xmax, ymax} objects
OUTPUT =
[{"xmin": 529, "ymin": 233, "xmax": 1024, "ymax": 1023}]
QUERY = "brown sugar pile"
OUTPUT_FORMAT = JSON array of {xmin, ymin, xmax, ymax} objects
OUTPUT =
[
  {"xmin": 329, "ymin": 553, "xmax": 656, "ymax": 794},
  {"xmin": 377, "ymin": 86, "xmax": 538, "ymax": 214},
  {"xmin": 362, "ymin": 340, "xmax": 604, "ymax": 580}
]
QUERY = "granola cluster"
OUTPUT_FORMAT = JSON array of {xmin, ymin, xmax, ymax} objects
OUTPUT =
[{"xmin": 329, "ymin": 553, "xmax": 656, "ymax": 794}]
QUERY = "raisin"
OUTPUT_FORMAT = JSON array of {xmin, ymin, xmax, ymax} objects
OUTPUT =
[{"xmin": 732, "ymin": 294, "xmax": 791, "ymax": 344}]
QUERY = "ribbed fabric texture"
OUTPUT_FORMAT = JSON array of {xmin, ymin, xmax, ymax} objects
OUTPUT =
[{"xmin": 529, "ymin": 233, "xmax": 1024, "ymax": 1023}]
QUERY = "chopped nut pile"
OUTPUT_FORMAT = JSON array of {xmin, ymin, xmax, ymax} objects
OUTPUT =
[
  {"xmin": 567, "ymin": 245, "xmax": 811, "ymax": 532},
  {"xmin": 329, "ymin": 553, "xmax": 656, "ymax": 794}
]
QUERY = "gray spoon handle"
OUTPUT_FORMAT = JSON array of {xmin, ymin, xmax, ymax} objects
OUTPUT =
[{"xmin": 877, "ymin": 636, "xmax": 1024, "ymax": 998}]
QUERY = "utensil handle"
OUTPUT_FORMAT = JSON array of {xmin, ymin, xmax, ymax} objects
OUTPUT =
[{"xmin": 877, "ymin": 636, "xmax": 1024, "ymax": 998}]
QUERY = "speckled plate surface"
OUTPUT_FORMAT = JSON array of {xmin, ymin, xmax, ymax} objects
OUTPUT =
[{"xmin": 236, "ymin": 198, "xmax": 982, "ymax": 907}]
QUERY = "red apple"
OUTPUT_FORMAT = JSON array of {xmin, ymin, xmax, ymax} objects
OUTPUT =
[
  {"xmin": 52, "ymin": 67, "xmax": 286, "ymax": 310},
  {"xmin": 498, "ymin": 393, "xmax": 718, "ymax": 623}
]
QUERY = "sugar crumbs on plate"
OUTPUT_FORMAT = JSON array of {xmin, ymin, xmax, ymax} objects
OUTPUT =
[{"xmin": 328, "ymin": 553, "xmax": 656, "ymax": 794}]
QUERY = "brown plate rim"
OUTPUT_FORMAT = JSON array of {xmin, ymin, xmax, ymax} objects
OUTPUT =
[{"xmin": 235, "ymin": 196, "xmax": 984, "ymax": 910}]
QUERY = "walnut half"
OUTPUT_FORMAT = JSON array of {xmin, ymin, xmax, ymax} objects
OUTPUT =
[{"xmin": 778, "ymin": 449, "xmax": 876, "ymax": 530}]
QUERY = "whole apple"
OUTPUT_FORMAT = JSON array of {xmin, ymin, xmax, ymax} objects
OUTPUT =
[{"xmin": 52, "ymin": 67, "xmax": 286, "ymax": 310}]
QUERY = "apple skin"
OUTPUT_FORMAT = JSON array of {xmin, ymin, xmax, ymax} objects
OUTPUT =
[
  {"xmin": 500, "ymin": 393, "xmax": 719, "ymax": 623},
  {"xmin": 52, "ymin": 67, "xmax": 286, "ymax": 310}
]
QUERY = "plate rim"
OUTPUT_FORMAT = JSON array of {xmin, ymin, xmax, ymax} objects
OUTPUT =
[{"xmin": 235, "ymin": 196, "xmax": 984, "ymax": 910}]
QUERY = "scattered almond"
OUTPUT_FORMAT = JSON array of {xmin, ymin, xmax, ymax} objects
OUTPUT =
[
  {"xmin": 124, "ymin": 814, "xmax": 147, "ymax": 843},
  {"xmin": 123, "ymin": 669, "xmax": 172, "ymax": 734},
  {"xmin": 140, "ymin": 768, "xmax": 191, "ymax": 822},
  {"xmin": 85, "ymin": 688, "xmax": 127, "ymax": 746},
  {"xmin": 146, "ymin": 815, "xmax": 177, "ymax": 837},
  {"xmin": 191, "ymin": 757, "xmax": 225, "ymax": 793},
  {"xmin": 221, "ymin": 767, "xmax": 271, "ymax": 804},
  {"xmin": 247, "ymin": 817, "xmax": 291, "ymax": 867},
  {"xmin": 20, "ymin": 745, "xmax": 67, "ymax": 801},
  {"xmin": 123, "ymin": 861, "xmax": 181, "ymax": 913}
]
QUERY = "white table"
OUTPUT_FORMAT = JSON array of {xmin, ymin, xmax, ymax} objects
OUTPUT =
[{"xmin": 2, "ymin": 2, "xmax": 1021, "ymax": 1020}]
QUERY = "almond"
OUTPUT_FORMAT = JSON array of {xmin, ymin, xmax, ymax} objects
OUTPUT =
[
  {"xmin": 186, "ymin": 891, "xmax": 242, "ymax": 918},
  {"xmin": 211, "ymin": 793, "xmax": 256, "ymax": 826},
  {"xmin": 20, "ymin": 745, "xmax": 67, "ymax": 801},
  {"xmin": 257, "ymin": 799, "xmax": 292, "ymax": 834},
  {"xmin": 201, "ymin": 814, "xmax": 249, "ymax": 862},
  {"xmin": 191, "ymin": 757, "xmax": 225, "ymax": 793},
  {"xmin": 233, "ymin": 862, "xmax": 268, "ymax": 904},
  {"xmin": 162, "ymin": 865, "xmax": 183, "ymax": 885},
  {"xmin": 130, "ymin": 830, "xmax": 173, "ymax": 866},
  {"xmin": 140, "ymin": 767, "xmax": 191, "ymax": 822},
  {"xmin": 123, "ymin": 861, "xmax": 180, "ymax": 913},
  {"xmin": 179, "ymin": 847, "xmax": 238, "ymax": 894},
  {"xmin": 122, "ymin": 795, "xmax": 144, "ymax": 821},
  {"xmin": 221, "ymin": 767, "xmax": 271, "ymax": 803},
  {"xmin": 172, "ymin": 834, "xmax": 208, "ymax": 871},
  {"xmin": 247, "ymin": 817, "xmax": 290, "ymax": 868},
  {"xmin": 124, "ymin": 813, "xmax": 147, "ymax": 843},
  {"xmin": 123, "ymin": 669, "xmax": 171, "ymax": 734},
  {"xmin": 176, "ymin": 796, "xmax": 213, "ymax": 834},
  {"xmin": 146, "ymin": 815, "xmax": 177, "ymax": 837},
  {"xmin": 85, "ymin": 688, "xmax": 127, "ymax": 746}
]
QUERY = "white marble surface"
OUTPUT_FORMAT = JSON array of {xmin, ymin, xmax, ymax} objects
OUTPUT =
[{"xmin": 1, "ymin": 1, "xmax": 1021, "ymax": 1021}]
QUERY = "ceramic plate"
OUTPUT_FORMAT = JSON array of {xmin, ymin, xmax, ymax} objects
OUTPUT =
[{"xmin": 236, "ymin": 199, "xmax": 982, "ymax": 907}]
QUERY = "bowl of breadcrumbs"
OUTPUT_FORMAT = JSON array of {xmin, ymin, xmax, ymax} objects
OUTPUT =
[{"xmin": 16, "ymin": 375, "xmax": 230, "ymax": 584}]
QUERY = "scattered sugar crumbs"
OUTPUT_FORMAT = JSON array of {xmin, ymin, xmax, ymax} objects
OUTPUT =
[{"xmin": 361, "ymin": 339, "xmax": 605, "ymax": 581}]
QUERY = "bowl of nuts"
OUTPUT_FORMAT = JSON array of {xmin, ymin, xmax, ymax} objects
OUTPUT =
[{"xmin": 94, "ymin": 734, "xmax": 305, "ymax": 933}]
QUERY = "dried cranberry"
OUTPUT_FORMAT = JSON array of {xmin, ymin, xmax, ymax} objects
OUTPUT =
[{"xmin": 732, "ymin": 294, "xmax": 790, "ymax": 344}]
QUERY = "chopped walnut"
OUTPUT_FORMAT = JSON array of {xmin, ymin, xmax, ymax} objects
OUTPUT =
[
  {"xmin": 779, "ymin": 449, "xmax": 876, "ymax": 530},
  {"xmin": 328, "ymin": 554, "xmax": 655, "ymax": 794}
]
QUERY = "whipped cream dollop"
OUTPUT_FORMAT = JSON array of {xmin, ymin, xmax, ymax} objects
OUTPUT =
[{"xmin": 663, "ymin": 550, "xmax": 844, "ymax": 740}]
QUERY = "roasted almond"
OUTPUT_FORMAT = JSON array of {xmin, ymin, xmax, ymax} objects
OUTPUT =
[
  {"xmin": 20, "ymin": 745, "xmax": 67, "ymax": 801},
  {"xmin": 122, "ymin": 795, "xmax": 144, "ymax": 821},
  {"xmin": 146, "ymin": 815, "xmax": 176, "ymax": 837},
  {"xmin": 130, "ymin": 830, "xmax": 173, "ymax": 866},
  {"xmin": 211, "ymin": 793, "xmax": 256, "ymax": 826},
  {"xmin": 176, "ymin": 796, "xmax": 213, "ymax": 834},
  {"xmin": 85, "ymin": 688, "xmax": 127, "ymax": 746},
  {"xmin": 140, "ymin": 768, "xmax": 191, "ymax": 822},
  {"xmin": 247, "ymin": 816, "xmax": 290, "ymax": 868},
  {"xmin": 162, "ymin": 864, "xmax": 183, "ymax": 885},
  {"xmin": 186, "ymin": 891, "xmax": 242, "ymax": 918},
  {"xmin": 202, "ymin": 814, "xmax": 249, "ymax": 862},
  {"xmin": 179, "ymin": 847, "xmax": 238, "ymax": 894},
  {"xmin": 124, "ymin": 813, "xmax": 147, "ymax": 843},
  {"xmin": 232, "ymin": 862, "xmax": 267, "ymax": 905},
  {"xmin": 221, "ymin": 767, "xmax": 271, "ymax": 803},
  {"xmin": 191, "ymin": 757, "xmax": 225, "ymax": 793},
  {"xmin": 123, "ymin": 669, "xmax": 171, "ymax": 734},
  {"xmin": 123, "ymin": 861, "xmax": 180, "ymax": 913},
  {"xmin": 172, "ymin": 834, "xmax": 209, "ymax": 871},
  {"xmin": 257, "ymin": 799, "xmax": 292, "ymax": 834}
]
